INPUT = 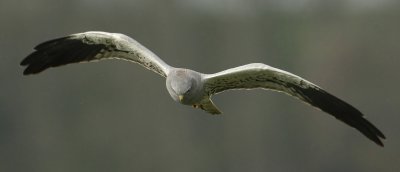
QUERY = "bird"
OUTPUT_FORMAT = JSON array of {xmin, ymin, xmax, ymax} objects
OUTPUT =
[{"xmin": 21, "ymin": 31, "xmax": 385, "ymax": 146}]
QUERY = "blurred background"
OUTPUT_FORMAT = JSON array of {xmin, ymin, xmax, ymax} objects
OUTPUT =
[{"xmin": 1, "ymin": 0, "xmax": 399, "ymax": 171}]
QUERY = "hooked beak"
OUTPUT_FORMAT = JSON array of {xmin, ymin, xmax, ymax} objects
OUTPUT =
[{"xmin": 178, "ymin": 95, "xmax": 184, "ymax": 102}]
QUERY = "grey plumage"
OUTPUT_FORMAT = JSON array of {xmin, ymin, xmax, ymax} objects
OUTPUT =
[{"xmin": 21, "ymin": 31, "xmax": 385, "ymax": 146}]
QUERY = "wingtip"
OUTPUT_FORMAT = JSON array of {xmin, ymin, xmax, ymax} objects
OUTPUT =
[
  {"xmin": 22, "ymin": 69, "xmax": 36, "ymax": 75},
  {"xmin": 22, "ymin": 68, "xmax": 39, "ymax": 75},
  {"xmin": 21, "ymin": 59, "xmax": 47, "ymax": 75},
  {"xmin": 20, "ymin": 56, "xmax": 31, "ymax": 66},
  {"xmin": 377, "ymin": 130, "xmax": 386, "ymax": 139},
  {"xmin": 289, "ymin": 83, "xmax": 386, "ymax": 147},
  {"xmin": 375, "ymin": 139, "xmax": 385, "ymax": 147},
  {"xmin": 377, "ymin": 132, "xmax": 386, "ymax": 147}
]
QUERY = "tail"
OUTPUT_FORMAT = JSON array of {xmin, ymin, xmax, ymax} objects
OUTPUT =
[{"xmin": 200, "ymin": 99, "xmax": 222, "ymax": 115}]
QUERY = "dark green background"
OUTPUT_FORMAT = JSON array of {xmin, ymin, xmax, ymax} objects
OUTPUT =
[{"xmin": 1, "ymin": 0, "xmax": 399, "ymax": 171}]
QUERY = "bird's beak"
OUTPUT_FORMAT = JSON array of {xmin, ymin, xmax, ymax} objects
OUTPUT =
[{"xmin": 178, "ymin": 95, "xmax": 184, "ymax": 102}]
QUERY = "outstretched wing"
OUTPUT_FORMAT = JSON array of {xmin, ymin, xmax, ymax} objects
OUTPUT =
[
  {"xmin": 203, "ymin": 63, "xmax": 385, "ymax": 146},
  {"xmin": 21, "ymin": 31, "xmax": 171, "ymax": 77}
]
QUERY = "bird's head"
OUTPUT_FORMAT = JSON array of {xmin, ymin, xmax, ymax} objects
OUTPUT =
[{"xmin": 166, "ymin": 69, "xmax": 202, "ymax": 105}]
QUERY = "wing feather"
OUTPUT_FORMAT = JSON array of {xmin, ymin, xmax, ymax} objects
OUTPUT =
[
  {"xmin": 21, "ymin": 31, "xmax": 171, "ymax": 77},
  {"xmin": 203, "ymin": 63, "xmax": 385, "ymax": 146}
]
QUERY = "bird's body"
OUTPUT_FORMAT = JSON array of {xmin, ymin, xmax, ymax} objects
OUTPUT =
[{"xmin": 21, "ymin": 31, "xmax": 385, "ymax": 146}]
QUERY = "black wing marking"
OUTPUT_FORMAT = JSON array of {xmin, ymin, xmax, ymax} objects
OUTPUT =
[
  {"xmin": 204, "ymin": 63, "xmax": 385, "ymax": 146},
  {"xmin": 285, "ymin": 82, "xmax": 385, "ymax": 146},
  {"xmin": 21, "ymin": 36, "xmax": 107, "ymax": 74},
  {"xmin": 21, "ymin": 32, "xmax": 171, "ymax": 76}
]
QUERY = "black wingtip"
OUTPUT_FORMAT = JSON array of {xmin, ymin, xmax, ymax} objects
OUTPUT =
[
  {"xmin": 20, "ymin": 58, "xmax": 28, "ymax": 66},
  {"xmin": 20, "ymin": 51, "xmax": 52, "ymax": 75},
  {"xmin": 377, "ymin": 140, "xmax": 384, "ymax": 147},
  {"xmin": 22, "ymin": 66, "xmax": 44, "ymax": 75},
  {"xmin": 310, "ymin": 89, "xmax": 386, "ymax": 147},
  {"xmin": 20, "ymin": 36, "xmax": 72, "ymax": 75},
  {"xmin": 286, "ymin": 82, "xmax": 386, "ymax": 147},
  {"xmin": 20, "ymin": 35, "xmax": 106, "ymax": 75}
]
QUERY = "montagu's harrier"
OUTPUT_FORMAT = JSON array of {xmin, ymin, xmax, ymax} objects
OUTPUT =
[{"xmin": 21, "ymin": 31, "xmax": 385, "ymax": 146}]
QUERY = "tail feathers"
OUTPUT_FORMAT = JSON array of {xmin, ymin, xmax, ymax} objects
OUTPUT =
[{"xmin": 200, "ymin": 99, "xmax": 222, "ymax": 115}]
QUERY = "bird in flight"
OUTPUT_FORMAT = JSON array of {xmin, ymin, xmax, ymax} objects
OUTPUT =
[{"xmin": 21, "ymin": 31, "xmax": 385, "ymax": 146}]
